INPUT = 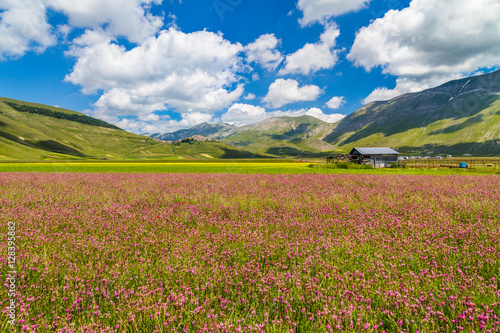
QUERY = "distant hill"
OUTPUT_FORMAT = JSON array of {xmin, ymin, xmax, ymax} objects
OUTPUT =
[
  {"xmin": 220, "ymin": 116, "xmax": 338, "ymax": 157},
  {"xmin": 0, "ymin": 98, "xmax": 267, "ymax": 160},
  {"xmin": 152, "ymin": 115, "xmax": 340, "ymax": 157},
  {"xmin": 323, "ymin": 70, "xmax": 500, "ymax": 156},
  {"xmin": 150, "ymin": 122, "xmax": 235, "ymax": 141}
]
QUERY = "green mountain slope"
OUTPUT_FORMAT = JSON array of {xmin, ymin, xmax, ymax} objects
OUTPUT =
[
  {"xmin": 220, "ymin": 116, "xmax": 337, "ymax": 156},
  {"xmin": 0, "ymin": 98, "xmax": 265, "ymax": 160},
  {"xmin": 171, "ymin": 141, "xmax": 270, "ymax": 159},
  {"xmin": 152, "ymin": 115, "xmax": 340, "ymax": 157},
  {"xmin": 323, "ymin": 70, "xmax": 500, "ymax": 156}
]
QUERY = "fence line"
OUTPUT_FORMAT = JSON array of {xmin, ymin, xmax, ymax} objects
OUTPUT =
[{"xmin": 403, "ymin": 159, "xmax": 499, "ymax": 170}]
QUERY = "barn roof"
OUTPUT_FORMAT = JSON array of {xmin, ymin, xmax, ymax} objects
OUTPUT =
[{"xmin": 350, "ymin": 147, "xmax": 399, "ymax": 155}]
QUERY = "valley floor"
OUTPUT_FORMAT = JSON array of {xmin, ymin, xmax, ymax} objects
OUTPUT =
[{"xmin": 0, "ymin": 160, "xmax": 499, "ymax": 175}]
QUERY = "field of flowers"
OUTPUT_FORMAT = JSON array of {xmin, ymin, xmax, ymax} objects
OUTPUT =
[{"xmin": 1, "ymin": 173, "xmax": 499, "ymax": 332}]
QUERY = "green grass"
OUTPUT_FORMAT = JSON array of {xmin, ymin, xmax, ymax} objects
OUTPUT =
[
  {"xmin": 0, "ymin": 162, "xmax": 322, "ymax": 174},
  {"xmin": 313, "ymin": 162, "xmax": 375, "ymax": 169},
  {"xmin": 0, "ymin": 161, "xmax": 499, "ymax": 175}
]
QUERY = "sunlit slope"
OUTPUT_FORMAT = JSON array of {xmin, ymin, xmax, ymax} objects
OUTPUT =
[
  {"xmin": 324, "ymin": 70, "xmax": 500, "ymax": 156},
  {"xmin": 0, "ymin": 98, "xmax": 265, "ymax": 160},
  {"xmin": 152, "ymin": 115, "xmax": 340, "ymax": 157},
  {"xmin": 220, "ymin": 116, "xmax": 338, "ymax": 156}
]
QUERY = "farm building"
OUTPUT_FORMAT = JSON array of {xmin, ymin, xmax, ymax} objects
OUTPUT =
[
  {"xmin": 327, "ymin": 147, "xmax": 400, "ymax": 168},
  {"xmin": 350, "ymin": 147, "xmax": 399, "ymax": 167}
]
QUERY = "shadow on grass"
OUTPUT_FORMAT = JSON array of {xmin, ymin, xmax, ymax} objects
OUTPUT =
[
  {"xmin": 266, "ymin": 146, "xmax": 313, "ymax": 157},
  {"xmin": 284, "ymin": 123, "xmax": 312, "ymax": 137},
  {"xmin": 266, "ymin": 146, "xmax": 331, "ymax": 158},
  {"xmin": 0, "ymin": 131, "xmax": 86, "ymax": 157},
  {"xmin": 219, "ymin": 147, "xmax": 269, "ymax": 159},
  {"xmin": 428, "ymin": 114, "xmax": 484, "ymax": 135},
  {"xmin": 34, "ymin": 140, "xmax": 86, "ymax": 157}
]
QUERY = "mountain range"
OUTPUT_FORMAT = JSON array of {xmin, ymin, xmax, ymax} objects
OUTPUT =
[
  {"xmin": 149, "ymin": 115, "xmax": 337, "ymax": 157},
  {"xmin": 151, "ymin": 69, "xmax": 500, "ymax": 156},
  {"xmin": 1, "ymin": 69, "xmax": 499, "ymax": 160}
]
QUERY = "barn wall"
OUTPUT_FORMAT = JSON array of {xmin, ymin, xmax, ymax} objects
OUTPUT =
[{"xmin": 369, "ymin": 155, "xmax": 398, "ymax": 168}]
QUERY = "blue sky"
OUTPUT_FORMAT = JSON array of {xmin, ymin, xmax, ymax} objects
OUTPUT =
[{"xmin": 1, "ymin": 0, "xmax": 499, "ymax": 133}]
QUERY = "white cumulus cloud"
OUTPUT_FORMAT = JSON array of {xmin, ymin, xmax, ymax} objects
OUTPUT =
[
  {"xmin": 263, "ymin": 79, "xmax": 322, "ymax": 109},
  {"xmin": 269, "ymin": 107, "xmax": 344, "ymax": 123},
  {"xmin": 220, "ymin": 104, "xmax": 345, "ymax": 127},
  {"xmin": 0, "ymin": 0, "xmax": 55, "ymax": 58},
  {"xmin": 0, "ymin": 0, "xmax": 164, "ymax": 58},
  {"xmin": 279, "ymin": 23, "xmax": 340, "ymax": 76},
  {"xmin": 348, "ymin": 0, "xmax": 500, "ymax": 103},
  {"xmin": 45, "ymin": 0, "xmax": 163, "ymax": 44},
  {"xmin": 325, "ymin": 96, "xmax": 346, "ymax": 109},
  {"xmin": 95, "ymin": 109, "xmax": 214, "ymax": 134},
  {"xmin": 299, "ymin": 107, "xmax": 344, "ymax": 123},
  {"xmin": 245, "ymin": 33, "xmax": 283, "ymax": 71},
  {"xmin": 221, "ymin": 103, "xmax": 266, "ymax": 126},
  {"xmin": 66, "ymin": 28, "xmax": 245, "ymax": 115},
  {"xmin": 298, "ymin": 0, "xmax": 372, "ymax": 26}
]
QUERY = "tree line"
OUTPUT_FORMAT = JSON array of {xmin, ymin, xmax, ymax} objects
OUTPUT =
[{"xmin": 5, "ymin": 102, "xmax": 122, "ymax": 130}]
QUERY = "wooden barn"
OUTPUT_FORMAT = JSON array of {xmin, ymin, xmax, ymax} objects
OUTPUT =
[
  {"xmin": 350, "ymin": 147, "xmax": 399, "ymax": 167},
  {"xmin": 327, "ymin": 147, "xmax": 400, "ymax": 168}
]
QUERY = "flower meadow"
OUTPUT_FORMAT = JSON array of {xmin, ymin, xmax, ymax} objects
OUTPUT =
[{"xmin": 1, "ymin": 173, "xmax": 499, "ymax": 333}]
